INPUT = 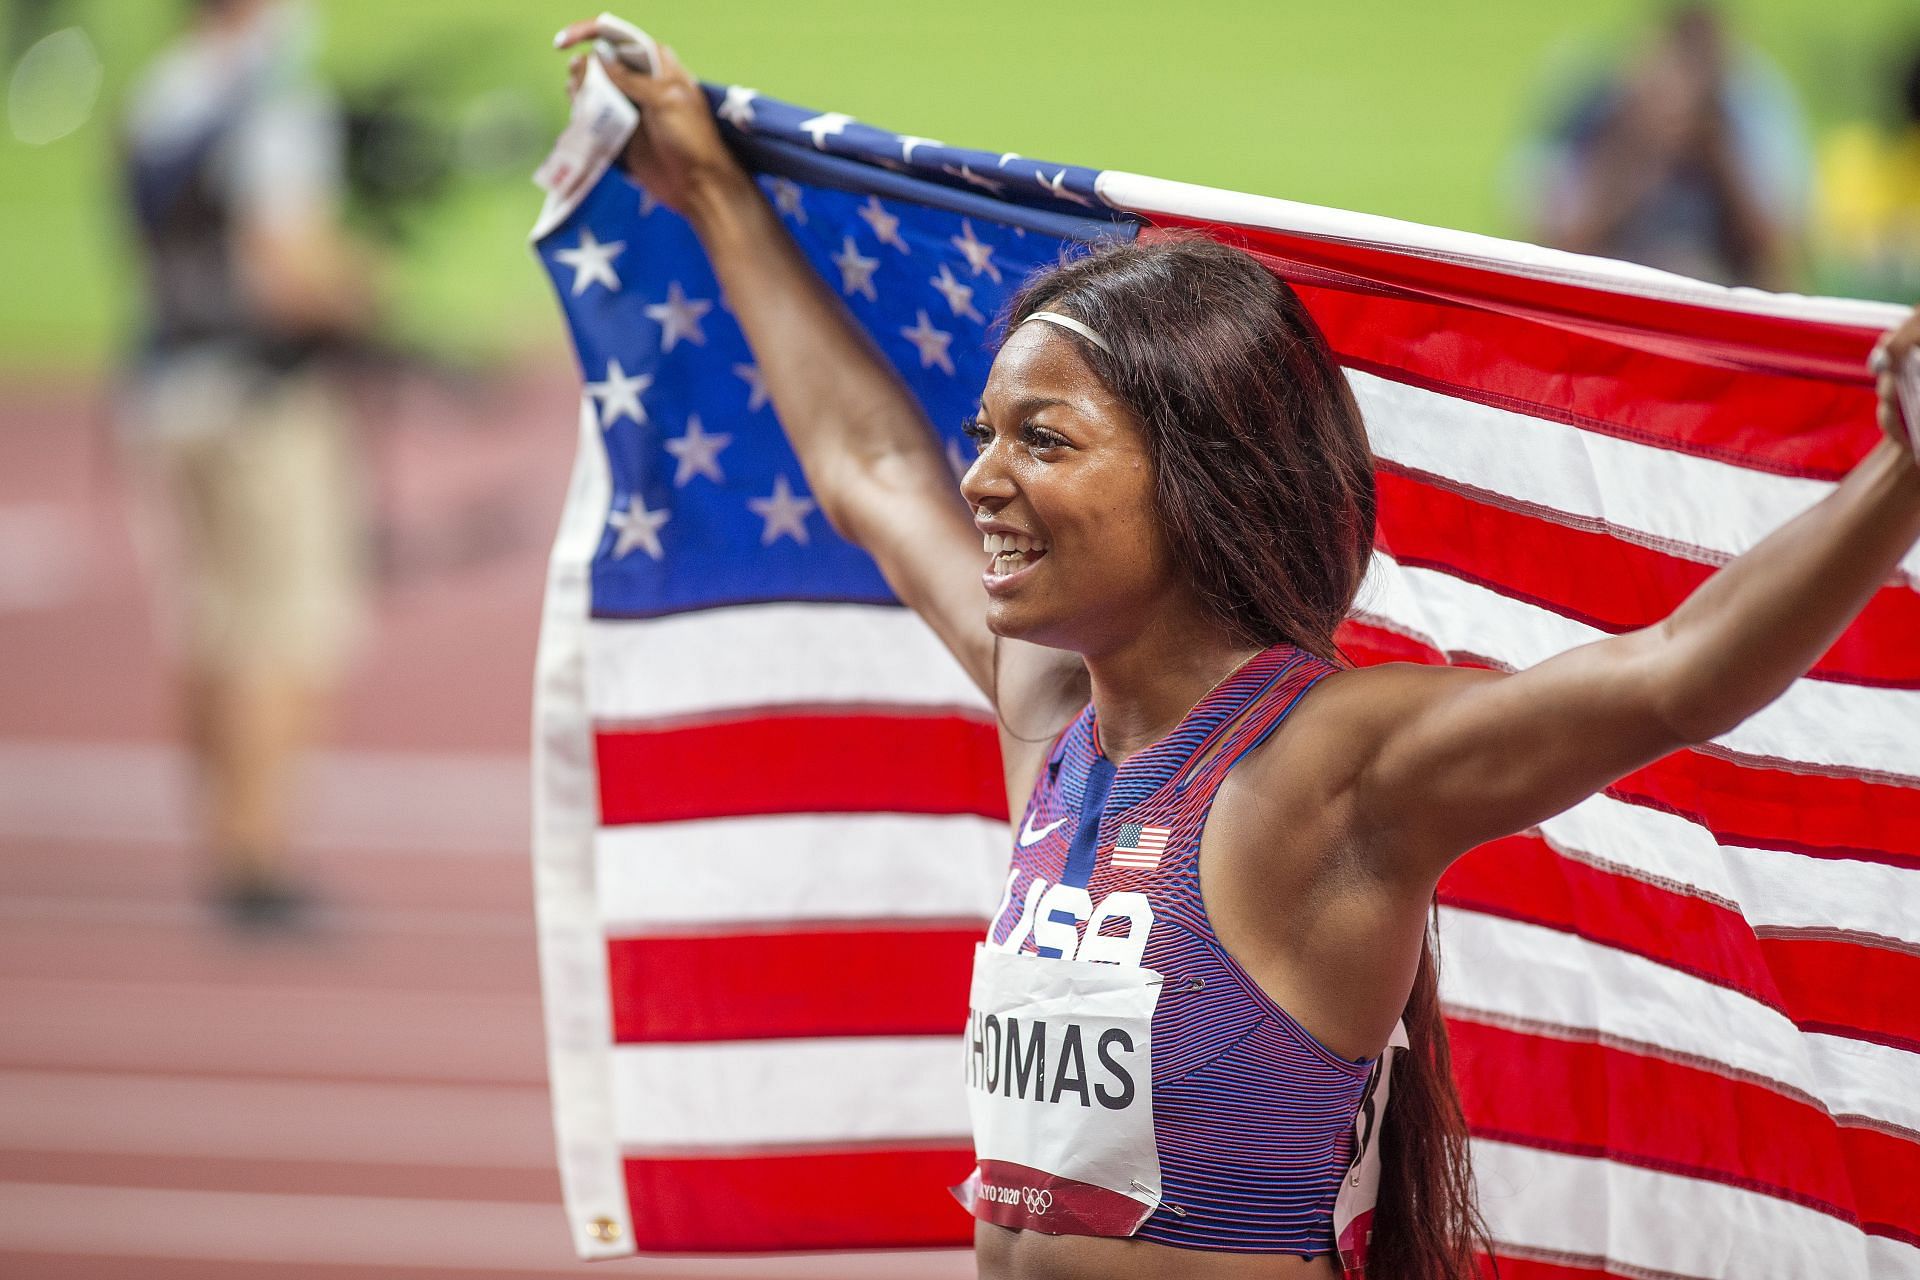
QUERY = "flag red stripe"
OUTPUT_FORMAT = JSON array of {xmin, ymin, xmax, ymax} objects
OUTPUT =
[
  {"xmin": 1760, "ymin": 936, "xmax": 1920, "ymax": 1055},
  {"xmin": 608, "ymin": 927, "xmax": 978, "ymax": 1042},
  {"xmin": 1481, "ymin": 1260, "xmax": 1602, "ymax": 1280},
  {"xmin": 1450, "ymin": 1019, "xmax": 1872, "ymax": 1228},
  {"xmin": 1338, "ymin": 619, "xmax": 1920, "ymax": 870},
  {"xmin": 1847, "ymin": 1123, "xmax": 1920, "ymax": 1245},
  {"xmin": 1308, "ymin": 282, "xmax": 1875, "ymax": 480},
  {"xmin": 595, "ymin": 712, "xmax": 1008, "ymax": 825},
  {"xmin": 1376, "ymin": 467, "xmax": 1920, "ymax": 688},
  {"xmin": 623, "ymin": 1146, "xmax": 975, "ymax": 1250},
  {"xmin": 1443, "ymin": 837, "xmax": 1918, "ymax": 1048},
  {"xmin": 1149, "ymin": 217, "xmax": 1884, "ymax": 476},
  {"xmin": 1609, "ymin": 750, "xmax": 1920, "ymax": 873},
  {"xmin": 1441, "ymin": 836, "xmax": 1775, "ymax": 1006}
]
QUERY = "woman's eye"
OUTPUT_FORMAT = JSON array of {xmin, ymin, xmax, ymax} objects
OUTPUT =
[
  {"xmin": 1023, "ymin": 424, "xmax": 1066, "ymax": 452},
  {"xmin": 961, "ymin": 420, "xmax": 992, "ymax": 452}
]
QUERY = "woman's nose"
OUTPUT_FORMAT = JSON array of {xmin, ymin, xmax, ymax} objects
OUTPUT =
[{"xmin": 959, "ymin": 439, "xmax": 1015, "ymax": 509}]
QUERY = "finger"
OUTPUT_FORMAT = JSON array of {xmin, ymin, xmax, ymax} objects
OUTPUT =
[
  {"xmin": 1870, "ymin": 340, "xmax": 1890, "ymax": 377},
  {"xmin": 1878, "ymin": 372, "xmax": 1904, "ymax": 439},
  {"xmin": 552, "ymin": 20, "xmax": 603, "ymax": 51},
  {"xmin": 658, "ymin": 42, "xmax": 693, "ymax": 82},
  {"xmin": 599, "ymin": 54, "xmax": 667, "ymax": 106},
  {"xmin": 566, "ymin": 53, "xmax": 586, "ymax": 97}
]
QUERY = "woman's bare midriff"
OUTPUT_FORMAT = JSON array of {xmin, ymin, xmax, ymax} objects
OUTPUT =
[{"xmin": 975, "ymin": 1222, "xmax": 1342, "ymax": 1280}]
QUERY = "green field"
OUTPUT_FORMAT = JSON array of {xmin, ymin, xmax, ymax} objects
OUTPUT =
[{"xmin": 0, "ymin": 0, "xmax": 1909, "ymax": 375}]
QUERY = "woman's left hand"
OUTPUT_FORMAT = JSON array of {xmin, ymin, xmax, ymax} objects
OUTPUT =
[{"xmin": 1870, "ymin": 309, "xmax": 1920, "ymax": 463}]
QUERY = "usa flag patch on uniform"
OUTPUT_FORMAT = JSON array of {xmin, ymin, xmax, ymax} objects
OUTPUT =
[{"xmin": 1111, "ymin": 823, "xmax": 1172, "ymax": 871}]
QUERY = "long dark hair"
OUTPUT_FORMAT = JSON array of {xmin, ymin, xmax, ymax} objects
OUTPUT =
[{"xmin": 1004, "ymin": 233, "xmax": 1493, "ymax": 1279}]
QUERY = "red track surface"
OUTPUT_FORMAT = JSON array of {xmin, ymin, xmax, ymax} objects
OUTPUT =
[{"xmin": 0, "ymin": 367, "xmax": 970, "ymax": 1279}]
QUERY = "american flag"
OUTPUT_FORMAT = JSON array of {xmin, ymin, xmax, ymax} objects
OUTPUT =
[
  {"xmin": 529, "ymin": 78, "xmax": 1919, "ymax": 1278},
  {"xmin": 1110, "ymin": 823, "xmax": 1171, "ymax": 871}
]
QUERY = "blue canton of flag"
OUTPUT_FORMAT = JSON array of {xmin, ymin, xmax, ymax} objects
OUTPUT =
[{"xmin": 535, "ymin": 104, "xmax": 1132, "ymax": 620}]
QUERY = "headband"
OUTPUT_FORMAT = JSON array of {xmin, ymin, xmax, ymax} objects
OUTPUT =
[{"xmin": 1020, "ymin": 310, "xmax": 1112, "ymax": 356}]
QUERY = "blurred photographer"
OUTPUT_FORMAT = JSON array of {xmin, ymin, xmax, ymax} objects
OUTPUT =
[
  {"xmin": 1523, "ymin": 3, "xmax": 1810, "ymax": 289},
  {"xmin": 119, "ymin": 0, "xmax": 377, "ymax": 928}
]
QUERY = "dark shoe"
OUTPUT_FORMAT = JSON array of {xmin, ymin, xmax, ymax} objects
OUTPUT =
[{"xmin": 213, "ymin": 872, "xmax": 320, "ymax": 933}]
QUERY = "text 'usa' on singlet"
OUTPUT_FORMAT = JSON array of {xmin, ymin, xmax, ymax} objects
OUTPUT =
[{"xmin": 953, "ymin": 642, "xmax": 1406, "ymax": 1268}]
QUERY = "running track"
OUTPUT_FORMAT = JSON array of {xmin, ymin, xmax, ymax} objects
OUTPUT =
[{"xmin": 0, "ymin": 367, "xmax": 969, "ymax": 1279}]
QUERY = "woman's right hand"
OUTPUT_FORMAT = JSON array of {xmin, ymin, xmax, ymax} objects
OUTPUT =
[{"xmin": 555, "ymin": 19, "xmax": 746, "ymax": 216}]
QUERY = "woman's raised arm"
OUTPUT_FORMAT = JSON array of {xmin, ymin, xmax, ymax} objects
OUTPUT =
[
  {"xmin": 554, "ymin": 21, "xmax": 1014, "ymax": 699},
  {"xmin": 1324, "ymin": 323, "xmax": 1920, "ymax": 889}
]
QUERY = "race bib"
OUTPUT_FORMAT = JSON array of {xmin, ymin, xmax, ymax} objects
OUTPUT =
[
  {"xmin": 1333, "ymin": 1018, "xmax": 1410, "ymax": 1279},
  {"xmin": 952, "ymin": 944, "xmax": 1164, "ymax": 1236}
]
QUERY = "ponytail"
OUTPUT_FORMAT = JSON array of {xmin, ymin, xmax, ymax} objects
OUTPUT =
[{"xmin": 1366, "ymin": 902, "xmax": 1496, "ymax": 1280}]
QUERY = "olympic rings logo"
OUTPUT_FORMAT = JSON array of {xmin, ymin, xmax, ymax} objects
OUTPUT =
[{"xmin": 1022, "ymin": 1187, "xmax": 1053, "ymax": 1215}]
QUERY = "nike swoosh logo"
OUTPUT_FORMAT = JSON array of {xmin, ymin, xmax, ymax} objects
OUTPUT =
[{"xmin": 1018, "ymin": 815, "xmax": 1069, "ymax": 847}]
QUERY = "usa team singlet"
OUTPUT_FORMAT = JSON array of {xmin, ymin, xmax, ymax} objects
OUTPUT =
[{"xmin": 953, "ymin": 642, "xmax": 1407, "ymax": 1273}]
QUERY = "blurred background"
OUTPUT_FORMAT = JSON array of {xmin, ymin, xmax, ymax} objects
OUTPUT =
[{"xmin": 0, "ymin": 1, "xmax": 1912, "ymax": 1276}]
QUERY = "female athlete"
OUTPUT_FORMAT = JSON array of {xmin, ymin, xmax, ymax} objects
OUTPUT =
[{"xmin": 557, "ymin": 21, "xmax": 1920, "ymax": 1280}]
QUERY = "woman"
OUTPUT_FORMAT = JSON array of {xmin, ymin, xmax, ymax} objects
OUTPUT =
[{"xmin": 556, "ymin": 21, "xmax": 1920, "ymax": 1280}]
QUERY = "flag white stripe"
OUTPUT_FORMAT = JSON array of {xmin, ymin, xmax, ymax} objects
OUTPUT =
[
  {"xmin": 586, "ymin": 603, "xmax": 987, "ymax": 721},
  {"xmin": 531, "ymin": 400, "xmax": 634, "ymax": 1257},
  {"xmin": 607, "ymin": 793, "xmax": 1919, "ymax": 951},
  {"xmin": 1540, "ymin": 792, "xmax": 1919, "ymax": 947},
  {"xmin": 1804, "ymin": 1032, "xmax": 1920, "ymax": 1128},
  {"xmin": 596, "ymin": 813, "xmax": 1008, "ymax": 931},
  {"xmin": 1868, "ymin": 1235, "xmax": 1920, "ymax": 1280},
  {"xmin": 611, "ymin": 1038, "xmax": 966, "ymax": 1148},
  {"xmin": 1353, "ymin": 370, "xmax": 1920, "ymax": 584},
  {"xmin": 1362, "ymin": 552, "xmax": 1920, "ymax": 780},
  {"xmin": 1472, "ymin": 1138, "xmax": 1872, "ymax": 1280},
  {"xmin": 1443, "ymin": 908, "xmax": 1810, "ymax": 1094},
  {"xmin": 1726, "ymin": 844, "xmax": 1920, "ymax": 944},
  {"xmin": 1438, "ymin": 906, "xmax": 1920, "ymax": 1133}
]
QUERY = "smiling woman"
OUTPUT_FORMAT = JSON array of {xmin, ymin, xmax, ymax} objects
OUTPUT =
[
  {"xmin": 994, "ymin": 240, "xmax": 1376, "ymax": 670},
  {"xmin": 555, "ymin": 14, "xmax": 1920, "ymax": 1280}
]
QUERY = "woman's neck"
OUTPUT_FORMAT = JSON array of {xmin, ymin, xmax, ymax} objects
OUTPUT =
[{"xmin": 1082, "ymin": 616, "xmax": 1263, "ymax": 765}]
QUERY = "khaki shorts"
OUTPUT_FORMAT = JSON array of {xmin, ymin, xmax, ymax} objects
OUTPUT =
[{"xmin": 126, "ymin": 368, "xmax": 367, "ymax": 682}]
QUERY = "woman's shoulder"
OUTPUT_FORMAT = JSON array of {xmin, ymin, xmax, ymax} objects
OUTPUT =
[{"xmin": 1253, "ymin": 657, "xmax": 1504, "ymax": 800}]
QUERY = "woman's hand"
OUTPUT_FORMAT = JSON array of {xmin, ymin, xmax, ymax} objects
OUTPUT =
[
  {"xmin": 1870, "ymin": 309, "xmax": 1920, "ymax": 465},
  {"xmin": 555, "ymin": 18, "xmax": 746, "ymax": 216}
]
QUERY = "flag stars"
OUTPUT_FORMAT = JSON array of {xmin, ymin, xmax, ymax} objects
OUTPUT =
[
  {"xmin": 717, "ymin": 84, "xmax": 758, "ymax": 129},
  {"xmin": 899, "ymin": 135, "xmax": 944, "ymax": 163},
  {"xmin": 607, "ymin": 494, "xmax": 670, "ymax": 560},
  {"xmin": 553, "ymin": 227, "xmax": 624, "ymax": 296},
  {"xmin": 930, "ymin": 264, "xmax": 983, "ymax": 322},
  {"xmin": 663, "ymin": 415, "xmax": 731, "ymax": 486},
  {"xmin": 901, "ymin": 310, "xmax": 956, "ymax": 375},
  {"xmin": 1036, "ymin": 168, "xmax": 1095, "ymax": 207},
  {"xmin": 733, "ymin": 362, "xmax": 769, "ymax": 412},
  {"xmin": 645, "ymin": 281, "xmax": 713, "ymax": 353},
  {"xmin": 769, "ymin": 177, "xmax": 807, "ymax": 224},
  {"xmin": 798, "ymin": 111, "xmax": 852, "ymax": 150},
  {"xmin": 943, "ymin": 162, "xmax": 1004, "ymax": 194},
  {"xmin": 950, "ymin": 220, "xmax": 1001, "ymax": 284},
  {"xmin": 748, "ymin": 474, "xmax": 817, "ymax": 546},
  {"xmin": 858, "ymin": 196, "xmax": 909, "ymax": 253},
  {"xmin": 586, "ymin": 358, "xmax": 650, "ymax": 428},
  {"xmin": 833, "ymin": 236, "xmax": 882, "ymax": 302}
]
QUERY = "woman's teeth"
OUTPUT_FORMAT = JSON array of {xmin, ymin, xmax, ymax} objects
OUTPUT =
[{"xmin": 983, "ymin": 531, "xmax": 1048, "ymax": 573}]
